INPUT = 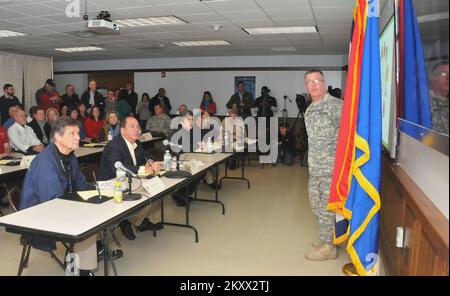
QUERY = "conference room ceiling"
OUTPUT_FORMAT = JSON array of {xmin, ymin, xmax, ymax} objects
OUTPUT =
[{"xmin": 0, "ymin": 0, "xmax": 447, "ymax": 62}]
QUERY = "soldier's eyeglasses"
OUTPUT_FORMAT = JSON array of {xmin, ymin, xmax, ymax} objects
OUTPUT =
[{"xmin": 305, "ymin": 78, "xmax": 324, "ymax": 85}]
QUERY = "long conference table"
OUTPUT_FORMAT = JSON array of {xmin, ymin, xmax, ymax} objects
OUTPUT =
[{"xmin": 0, "ymin": 139, "xmax": 256, "ymax": 275}]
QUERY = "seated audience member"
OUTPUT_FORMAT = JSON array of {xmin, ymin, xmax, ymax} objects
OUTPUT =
[
  {"xmin": 149, "ymin": 88, "xmax": 172, "ymax": 115},
  {"xmin": 277, "ymin": 123, "xmax": 294, "ymax": 166},
  {"xmin": 28, "ymin": 107, "xmax": 51, "ymax": 146},
  {"xmin": 200, "ymin": 91, "xmax": 217, "ymax": 116},
  {"xmin": 145, "ymin": 103, "xmax": 171, "ymax": 137},
  {"xmin": 84, "ymin": 106, "xmax": 104, "ymax": 141},
  {"xmin": 19, "ymin": 118, "xmax": 123, "ymax": 276},
  {"xmin": 104, "ymin": 89, "xmax": 118, "ymax": 116},
  {"xmin": 80, "ymin": 80, "xmax": 105, "ymax": 114},
  {"xmin": 177, "ymin": 104, "xmax": 187, "ymax": 116},
  {"xmin": 36, "ymin": 79, "xmax": 62, "ymax": 112},
  {"xmin": 0, "ymin": 125, "xmax": 12, "ymax": 156},
  {"xmin": 69, "ymin": 108, "xmax": 86, "ymax": 139},
  {"xmin": 98, "ymin": 116, "xmax": 163, "ymax": 240},
  {"xmin": 169, "ymin": 111, "xmax": 207, "ymax": 206},
  {"xmin": 77, "ymin": 102, "xmax": 88, "ymax": 123},
  {"xmin": 116, "ymin": 89, "xmax": 132, "ymax": 120},
  {"xmin": 136, "ymin": 93, "xmax": 151, "ymax": 129},
  {"xmin": 46, "ymin": 108, "xmax": 59, "ymax": 127},
  {"xmin": 99, "ymin": 111, "xmax": 120, "ymax": 142},
  {"xmin": 26, "ymin": 106, "xmax": 37, "ymax": 123},
  {"xmin": 61, "ymin": 84, "xmax": 80, "ymax": 110},
  {"xmin": 221, "ymin": 107, "xmax": 247, "ymax": 170},
  {"xmin": 8, "ymin": 109, "xmax": 43, "ymax": 154},
  {"xmin": 3, "ymin": 105, "xmax": 20, "ymax": 130},
  {"xmin": 60, "ymin": 104, "xmax": 69, "ymax": 119},
  {"xmin": 0, "ymin": 83, "xmax": 21, "ymax": 125}
]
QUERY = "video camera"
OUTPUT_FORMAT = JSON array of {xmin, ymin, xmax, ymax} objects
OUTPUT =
[{"xmin": 296, "ymin": 93, "xmax": 311, "ymax": 114}]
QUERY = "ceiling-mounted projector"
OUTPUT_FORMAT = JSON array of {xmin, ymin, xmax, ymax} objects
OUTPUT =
[{"xmin": 87, "ymin": 11, "xmax": 120, "ymax": 34}]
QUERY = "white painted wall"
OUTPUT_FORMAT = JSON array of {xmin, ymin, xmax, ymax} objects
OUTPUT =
[
  {"xmin": 54, "ymin": 73, "xmax": 88, "ymax": 96},
  {"xmin": 135, "ymin": 70, "xmax": 343, "ymax": 117},
  {"xmin": 397, "ymin": 131, "xmax": 449, "ymax": 219},
  {"xmin": 54, "ymin": 55, "xmax": 346, "ymax": 72}
]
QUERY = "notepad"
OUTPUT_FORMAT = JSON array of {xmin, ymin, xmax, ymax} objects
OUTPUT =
[{"xmin": 77, "ymin": 189, "xmax": 115, "ymax": 201}]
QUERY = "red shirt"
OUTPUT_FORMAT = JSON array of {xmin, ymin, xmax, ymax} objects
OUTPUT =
[
  {"xmin": 0, "ymin": 127, "xmax": 9, "ymax": 154},
  {"xmin": 84, "ymin": 118, "xmax": 104, "ymax": 140},
  {"xmin": 39, "ymin": 90, "xmax": 62, "ymax": 111},
  {"xmin": 200, "ymin": 101, "xmax": 217, "ymax": 115}
]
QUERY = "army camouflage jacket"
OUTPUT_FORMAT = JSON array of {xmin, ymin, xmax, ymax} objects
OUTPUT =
[{"xmin": 304, "ymin": 93, "xmax": 343, "ymax": 177}]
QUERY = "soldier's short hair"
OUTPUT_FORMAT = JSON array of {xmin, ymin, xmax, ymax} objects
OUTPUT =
[{"xmin": 304, "ymin": 69, "xmax": 324, "ymax": 79}]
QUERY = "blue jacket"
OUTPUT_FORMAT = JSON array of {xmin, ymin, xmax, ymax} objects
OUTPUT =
[{"xmin": 19, "ymin": 144, "xmax": 88, "ymax": 251}]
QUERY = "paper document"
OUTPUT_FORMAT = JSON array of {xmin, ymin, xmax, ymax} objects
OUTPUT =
[
  {"xmin": 77, "ymin": 189, "xmax": 115, "ymax": 201},
  {"xmin": 142, "ymin": 177, "xmax": 166, "ymax": 197}
]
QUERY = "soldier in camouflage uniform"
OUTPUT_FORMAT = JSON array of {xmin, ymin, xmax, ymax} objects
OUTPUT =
[
  {"xmin": 429, "ymin": 62, "xmax": 449, "ymax": 135},
  {"xmin": 303, "ymin": 69, "xmax": 343, "ymax": 261}
]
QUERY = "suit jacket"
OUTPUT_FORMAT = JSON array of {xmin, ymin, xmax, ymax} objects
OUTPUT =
[
  {"xmin": 126, "ymin": 91, "xmax": 139, "ymax": 115},
  {"xmin": 254, "ymin": 94, "xmax": 277, "ymax": 117},
  {"xmin": 226, "ymin": 91, "xmax": 253, "ymax": 118},
  {"xmin": 27, "ymin": 119, "xmax": 51, "ymax": 145},
  {"xmin": 80, "ymin": 90, "xmax": 105, "ymax": 113},
  {"xmin": 149, "ymin": 95, "xmax": 172, "ymax": 115},
  {"xmin": 98, "ymin": 134, "xmax": 152, "ymax": 181}
]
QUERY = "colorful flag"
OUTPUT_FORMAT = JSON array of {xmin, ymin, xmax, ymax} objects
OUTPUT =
[
  {"xmin": 398, "ymin": 0, "xmax": 432, "ymax": 127},
  {"xmin": 328, "ymin": 0, "xmax": 382, "ymax": 276}
]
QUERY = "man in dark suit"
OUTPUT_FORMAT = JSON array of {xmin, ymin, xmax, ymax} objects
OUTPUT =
[
  {"xmin": 99, "ymin": 116, "xmax": 163, "ymax": 240},
  {"xmin": 80, "ymin": 80, "xmax": 105, "ymax": 114},
  {"xmin": 125, "ymin": 82, "xmax": 138, "ymax": 116},
  {"xmin": 149, "ymin": 88, "xmax": 172, "ymax": 115},
  {"xmin": 27, "ymin": 107, "xmax": 51, "ymax": 146},
  {"xmin": 226, "ymin": 81, "xmax": 254, "ymax": 119}
]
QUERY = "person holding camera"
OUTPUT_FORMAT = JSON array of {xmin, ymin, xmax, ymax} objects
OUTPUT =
[{"xmin": 254, "ymin": 86, "xmax": 278, "ymax": 118}]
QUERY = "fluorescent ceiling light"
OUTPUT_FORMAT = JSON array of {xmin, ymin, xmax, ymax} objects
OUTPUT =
[
  {"xmin": 172, "ymin": 40, "xmax": 231, "ymax": 47},
  {"xmin": 115, "ymin": 16, "xmax": 187, "ymax": 27},
  {"xmin": 243, "ymin": 26, "xmax": 317, "ymax": 35},
  {"xmin": 417, "ymin": 12, "xmax": 449, "ymax": 23},
  {"xmin": 0, "ymin": 30, "xmax": 27, "ymax": 38},
  {"xmin": 55, "ymin": 46, "xmax": 105, "ymax": 53}
]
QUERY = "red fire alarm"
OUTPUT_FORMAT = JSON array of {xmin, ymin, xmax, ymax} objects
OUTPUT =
[{"xmin": 161, "ymin": 71, "xmax": 166, "ymax": 78}]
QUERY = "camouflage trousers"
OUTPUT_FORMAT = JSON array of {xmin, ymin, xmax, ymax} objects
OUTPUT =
[{"xmin": 308, "ymin": 175, "xmax": 335, "ymax": 244}]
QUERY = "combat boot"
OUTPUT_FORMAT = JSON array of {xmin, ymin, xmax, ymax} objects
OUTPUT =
[
  {"xmin": 311, "ymin": 238, "xmax": 322, "ymax": 249},
  {"xmin": 305, "ymin": 244, "xmax": 337, "ymax": 261}
]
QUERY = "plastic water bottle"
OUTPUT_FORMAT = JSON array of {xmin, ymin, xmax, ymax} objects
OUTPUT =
[
  {"xmin": 163, "ymin": 150, "xmax": 171, "ymax": 171},
  {"xmin": 107, "ymin": 129, "xmax": 113, "ymax": 141},
  {"xmin": 206, "ymin": 137, "xmax": 213, "ymax": 153},
  {"xmin": 113, "ymin": 181, "xmax": 123, "ymax": 203},
  {"xmin": 116, "ymin": 169, "xmax": 127, "ymax": 191}
]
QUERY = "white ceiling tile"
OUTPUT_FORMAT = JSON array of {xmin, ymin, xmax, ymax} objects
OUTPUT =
[
  {"xmin": 0, "ymin": 7, "xmax": 29, "ymax": 19},
  {"xmin": 313, "ymin": 7, "xmax": 354, "ymax": 18},
  {"xmin": 310, "ymin": 0, "xmax": 354, "ymax": 8},
  {"xmin": 13, "ymin": 17, "xmax": 60, "ymax": 26},
  {"xmin": 156, "ymin": 3, "xmax": 213, "ymax": 15},
  {"xmin": 316, "ymin": 17, "xmax": 352, "ymax": 26},
  {"xmin": 14, "ymin": 26, "xmax": 57, "ymax": 36},
  {"xmin": 220, "ymin": 10, "xmax": 268, "ymax": 21},
  {"xmin": 114, "ymin": 5, "xmax": 168, "ymax": 18},
  {"xmin": 203, "ymin": 0, "xmax": 259, "ymax": 12},
  {"xmin": 265, "ymin": 8, "xmax": 313, "ymax": 19},
  {"xmin": 88, "ymin": 0, "xmax": 149, "ymax": 10},
  {"xmin": 3, "ymin": 2, "xmax": 63, "ymax": 15},
  {"xmin": 0, "ymin": 19, "xmax": 26, "ymax": 29},
  {"xmin": 255, "ymin": 0, "xmax": 310, "ymax": 10}
]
